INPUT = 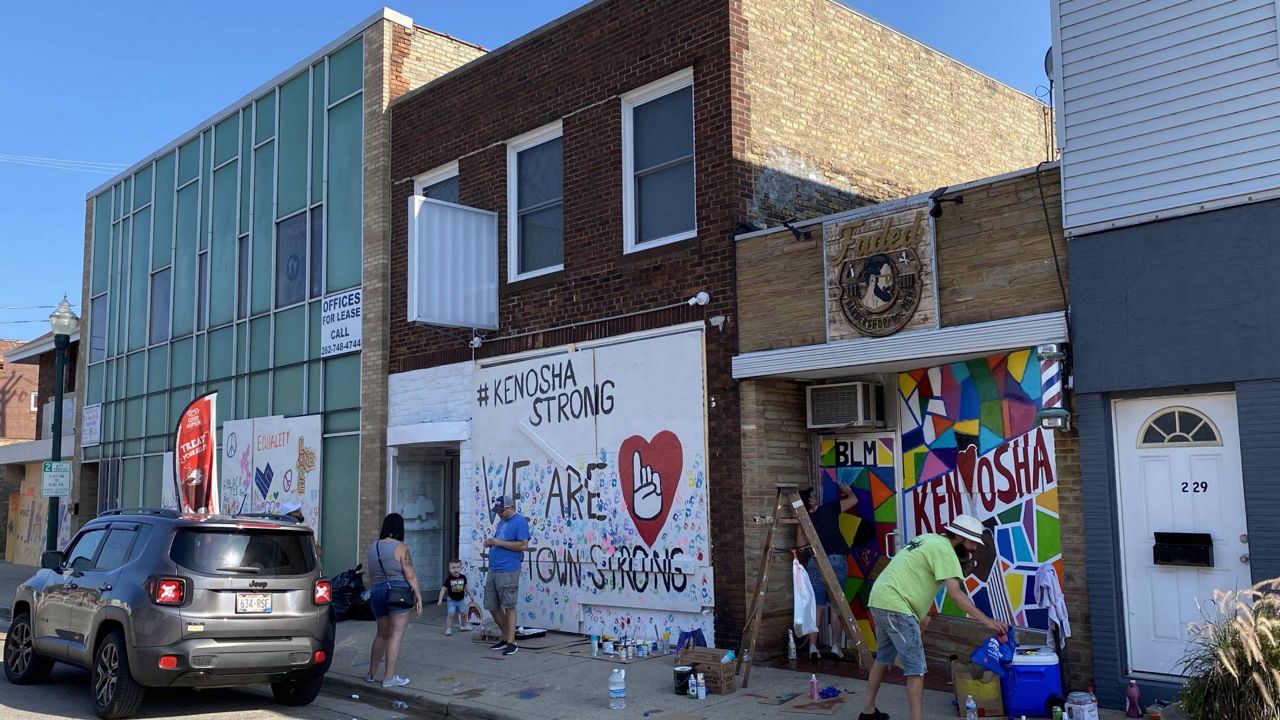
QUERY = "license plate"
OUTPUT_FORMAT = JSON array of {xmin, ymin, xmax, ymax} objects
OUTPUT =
[{"xmin": 235, "ymin": 593, "xmax": 272, "ymax": 614}]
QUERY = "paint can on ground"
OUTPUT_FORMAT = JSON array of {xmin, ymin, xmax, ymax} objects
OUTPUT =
[{"xmin": 673, "ymin": 666, "xmax": 693, "ymax": 695}]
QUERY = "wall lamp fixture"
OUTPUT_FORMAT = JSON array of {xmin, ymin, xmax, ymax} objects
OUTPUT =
[
  {"xmin": 928, "ymin": 186, "xmax": 964, "ymax": 218},
  {"xmin": 781, "ymin": 218, "xmax": 812, "ymax": 241}
]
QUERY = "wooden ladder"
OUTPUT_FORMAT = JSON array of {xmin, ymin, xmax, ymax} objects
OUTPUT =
[{"xmin": 734, "ymin": 483, "xmax": 870, "ymax": 687}]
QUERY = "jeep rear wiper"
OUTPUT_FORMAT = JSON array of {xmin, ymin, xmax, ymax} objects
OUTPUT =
[{"xmin": 216, "ymin": 566, "xmax": 261, "ymax": 574}]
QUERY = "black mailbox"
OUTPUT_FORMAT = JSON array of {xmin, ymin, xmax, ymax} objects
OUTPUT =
[{"xmin": 1153, "ymin": 532, "xmax": 1214, "ymax": 568}]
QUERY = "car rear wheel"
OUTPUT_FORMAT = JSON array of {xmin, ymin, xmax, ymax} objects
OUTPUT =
[
  {"xmin": 92, "ymin": 631, "xmax": 145, "ymax": 719},
  {"xmin": 271, "ymin": 672, "xmax": 324, "ymax": 706},
  {"xmin": 4, "ymin": 612, "xmax": 53, "ymax": 684}
]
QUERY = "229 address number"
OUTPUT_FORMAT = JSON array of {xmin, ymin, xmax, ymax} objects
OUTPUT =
[{"xmin": 1181, "ymin": 481, "xmax": 1208, "ymax": 493}]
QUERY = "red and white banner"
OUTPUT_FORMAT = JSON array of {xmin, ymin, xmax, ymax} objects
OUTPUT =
[{"xmin": 174, "ymin": 392, "xmax": 218, "ymax": 514}]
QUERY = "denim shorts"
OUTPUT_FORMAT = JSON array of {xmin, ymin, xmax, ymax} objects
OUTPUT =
[
  {"xmin": 370, "ymin": 579, "xmax": 412, "ymax": 618},
  {"xmin": 446, "ymin": 598, "xmax": 468, "ymax": 616},
  {"xmin": 806, "ymin": 553, "xmax": 849, "ymax": 607},
  {"xmin": 871, "ymin": 608, "xmax": 927, "ymax": 676}
]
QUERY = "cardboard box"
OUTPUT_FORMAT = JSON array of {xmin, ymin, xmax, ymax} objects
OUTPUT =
[
  {"xmin": 676, "ymin": 646, "xmax": 737, "ymax": 695},
  {"xmin": 951, "ymin": 660, "xmax": 1004, "ymax": 718}
]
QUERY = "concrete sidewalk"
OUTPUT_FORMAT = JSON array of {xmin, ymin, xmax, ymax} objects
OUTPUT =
[{"xmin": 327, "ymin": 608, "xmax": 966, "ymax": 720}]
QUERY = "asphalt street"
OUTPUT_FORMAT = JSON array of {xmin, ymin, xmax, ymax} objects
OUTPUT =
[{"xmin": 0, "ymin": 660, "xmax": 439, "ymax": 720}]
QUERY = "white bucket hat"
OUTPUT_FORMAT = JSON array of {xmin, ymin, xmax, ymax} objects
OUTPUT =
[{"xmin": 947, "ymin": 514, "xmax": 986, "ymax": 545}]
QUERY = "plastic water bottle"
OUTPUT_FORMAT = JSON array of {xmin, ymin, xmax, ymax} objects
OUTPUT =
[
  {"xmin": 608, "ymin": 668, "xmax": 626, "ymax": 710},
  {"xmin": 965, "ymin": 695, "xmax": 978, "ymax": 720}
]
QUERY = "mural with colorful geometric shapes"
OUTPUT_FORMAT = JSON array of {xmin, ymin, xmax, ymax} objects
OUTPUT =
[
  {"xmin": 818, "ymin": 434, "xmax": 897, "ymax": 651},
  {"xmin": 898, "ymin": 349, "xmax": 1062, "ymax": 631}
]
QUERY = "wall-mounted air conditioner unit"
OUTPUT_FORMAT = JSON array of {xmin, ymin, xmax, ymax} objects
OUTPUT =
[{"xmin": 806, "ymin": 382, "xmax": 882, "ymax": 430}]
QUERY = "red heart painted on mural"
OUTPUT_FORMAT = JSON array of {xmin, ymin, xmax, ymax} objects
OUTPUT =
[
  {"xmin": 619, "ymin": 431, "xmax": 683, "ymax": 547},
  {"xmin": 956, "ymin": 444, "xmax": 978, "ymax": 496}
]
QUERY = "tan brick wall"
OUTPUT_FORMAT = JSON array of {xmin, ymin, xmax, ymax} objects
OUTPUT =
[
  {"xmin": 936, "ymin": 165, "xmax": 1066, "ymax": 327},
  {"xmin": 736, "ymin": 230, "xmax": 826, "ymax": 353},
  {"xmin": 739, "ymin": 378, "xmax": 813, "ymax": 655},
  {"xmin": 358, "ymin": 20, "xmax": 486, "ymax": 560},
  {"xmin": 739, "ymin": 0, "xmax": 1053, "ymax": 225}
]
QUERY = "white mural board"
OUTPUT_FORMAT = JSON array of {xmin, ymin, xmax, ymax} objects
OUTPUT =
[
  {"xmin": 219, "ymin": 415, "xmax": 323, "ymax": 534},
  {"xmin": 468, "ymin": 329, "xmax": 713, "ymax": 642}
]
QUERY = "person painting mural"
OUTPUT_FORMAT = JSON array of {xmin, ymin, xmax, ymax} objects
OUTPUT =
[
  {"xmin": 859, "ymin": 515, "xmax": 1008, "ymax": 720},
  {"xmin": 796, "ymin": 484, "xmax": 856, "ymax": 659}
]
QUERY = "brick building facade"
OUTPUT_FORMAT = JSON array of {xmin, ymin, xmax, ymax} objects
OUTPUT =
[
  {"xmin": 384, "ymin": 0, "xmax": 1050, "ymax": 644},
  {"xmin": 733, "ymin": 164, "xmax": 1091, "ymax": 686},
  {"xmin": 0, "ymin": 339, "xmax": 39, "ymax": 443}
]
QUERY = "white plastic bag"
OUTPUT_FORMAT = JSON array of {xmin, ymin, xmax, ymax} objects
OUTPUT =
[{"xmin": 792, "ymin": 557, "xmax": 818, "ymax": 637}]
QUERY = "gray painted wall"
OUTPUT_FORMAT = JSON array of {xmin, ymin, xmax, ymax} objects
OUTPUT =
[
  {"xmin": 1069, "ymin": 198, "xmax": 1280, "ymax": 395},
  {"xmin": 1070, "ymin": 202, "xmax": 1280, "ymax": 707},
  {"xmin": 1236, "ymin": 380, "xmax": 1280, "ymax": 583}
]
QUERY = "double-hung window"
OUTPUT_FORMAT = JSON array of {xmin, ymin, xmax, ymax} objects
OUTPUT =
[
  {"xmin": 415, "ymin": 162, "xmax": 460, "ymax": 204},
  {"xmin": 622, "ymin": 68, "xmax": 695, "ymax": 252},
  {"xmin": 507, "ymin": 122, "xmax": 564, "ymax": 281}
]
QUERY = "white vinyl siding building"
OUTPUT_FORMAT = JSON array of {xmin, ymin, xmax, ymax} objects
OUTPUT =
[{"xmin": 1052, "ymin": 0, "xmax": 1280, "ymax": 233}]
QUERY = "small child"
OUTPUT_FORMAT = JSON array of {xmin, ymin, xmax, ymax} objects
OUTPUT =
[{"xmin": 437, "ymin": 559, "xmax": 475, "ymax": 636}]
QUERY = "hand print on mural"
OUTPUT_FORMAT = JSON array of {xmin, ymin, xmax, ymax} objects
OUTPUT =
[
  {"xmin": 469, "ymin": 331, "xmax": 714, "ymax": 643},
  {"xmin": 619, "ymin": 431, "xmax": 682, "ymax": 546}
]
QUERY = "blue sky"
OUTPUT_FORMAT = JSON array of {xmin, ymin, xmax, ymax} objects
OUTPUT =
[{"xmin": 0, "ymin": 0, "xmax": 1050, "ymax": 341}]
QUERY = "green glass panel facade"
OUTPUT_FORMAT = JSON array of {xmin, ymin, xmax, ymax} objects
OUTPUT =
[
  {"xmin": 170, "ymin": 337, "xmax": 193, "ymax": 385},
  {"xmin": 142, "ymin": 455, "xmax": 164, "ymax": 507},
  {"xmin": 169, "ymin": 389, "xmax": 191, "ymax": 429},
  {"xmin": 208, "ymin": 326, "xmax": 234, "ymax": 380},
  {"xmin": 209, "ymin": 164, "xmax": 238, "ymax": 327},
  {"xmin": 320, "ymin": 435, "xmax": 359, "ymax": 576},
  {"xmin": 178, "ymin": 137, "xmax": 201, "ymax": 185},
  {"xmin": 126, "ymin": 352, "xmax": 145, "ymax": 398},
  {"xmin": 199, "ymin": 130, "xmax": 211, "ymax": 251},
  {"xmin": 256, "ymin": 90, "xmax": 276, "ymax": 144},
  {"xmin": 249, "ymin": 372, "xmax": 269, "ymax": 417},
  {"xmin": 273, "ymin": 365, "xmax": 304, "ymax": 417},
  {"xmin": 145, "ymin": 394, "xmax": 167, "ymax": 437},
  {"xmin": 121, "ymin": 458, "xmax": 141, "ymax": 508},
  {"xmin": 308, "ymin": 301, "xmax": 321, "ymax": 359},
  {"xmin": 128, "ymin": 208, "xmax": 151, "ymax": 351},
  {"xmin": 173, "ymin": 184, "xmax": 199, "ymax": 337},
  {"xmin": 124, "ymin": 398, "xmax": 144, "ymax": 439},
  {"xmin": 87, "ymin": 363, "xmax": 105, "ymax": 406},
  {"xmin": 214, "ymin": 114, "xmax": 239, "ymax": 166},
  {"xmin": 323, "ymin": 409, "xmax": 359, "ymax": 434},
  {"xmin": 323, "ymin": 354, "xmax": 359, "ymax": 410},
  {"xmin": 274, "ymin": 306, "xmax": 306, "ymax": 366},
  {"xmin": 278, "ymin": 73, "xmax": 310, "ymax": 218},
  {"xmin": 326, "ymin": 95, "xmax": 361, "ymax": 291},
  {"xmin": 91, "ymin": 193, "xmax": 112, "ymax": 295},
  {"xmin": 240, "ymin": 107, "xmax": 253, "ymax": 234},
  {"xmin": 152, "ymin": 153, "xmax": 175, "ymax": 270},
  {"xmin": 252, "ymin": 145, "xmax": 275, "ymax": 315},
  {"xmin": 307, "ymin": 361, "xmax": 321, "ymax": 411},
  {"xmin": 311, "ymin": 63, "xmax": 325, "ymax": 205},
  {"xmin": 328, "ymin": 38, "xmax": 362, "ymax": 100},
  {"xmin": 236, "ymin": 322, "xmax": 248, "ymax": 375},
  {"xmin": 133, "ymin": 165, "xmax": 152, "ymax": 210},
  {"xmin": 250, "ymin": 316, "xmax": 272, "ymax": 371},
  {"xmin": 147, "ymin": 346, "xmax": 169, "ymax": 392}
]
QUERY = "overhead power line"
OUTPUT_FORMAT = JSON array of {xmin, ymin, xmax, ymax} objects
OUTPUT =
[{"xmin": 0, "ymin": 153, "xmax": 129, "ymax": 175}]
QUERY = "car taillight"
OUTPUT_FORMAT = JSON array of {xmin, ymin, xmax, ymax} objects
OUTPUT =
[
  {"xmin": 313, "ymin": 650, "xmax": 326, "ymax": 664},
  {"xmin": 314, "ymin": 579, "xmax": 331, "ymax": 606},
  {"xmin": 152, "ymin": 577, "xmax": 186, "ymax": 606}
]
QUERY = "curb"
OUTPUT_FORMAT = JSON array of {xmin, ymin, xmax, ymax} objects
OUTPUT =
[{"xmin": 323, "ymin": 671, "xmax": 521, "ymax": 720}]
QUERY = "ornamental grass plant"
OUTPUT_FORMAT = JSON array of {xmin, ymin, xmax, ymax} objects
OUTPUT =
[{"xmin": 1179, "ymin": 579, "xmax": 1280, "ymax": 720}]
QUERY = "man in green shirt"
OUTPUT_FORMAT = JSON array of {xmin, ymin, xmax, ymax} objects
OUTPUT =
[{"xmin": 859, "ymin": 515, "xmax": 1007, "ymax": 720}]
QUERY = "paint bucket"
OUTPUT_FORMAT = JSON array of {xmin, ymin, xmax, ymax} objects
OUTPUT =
[{"xmin": 673, "ymin": 666, "xmax": 694, "ymax": 695}]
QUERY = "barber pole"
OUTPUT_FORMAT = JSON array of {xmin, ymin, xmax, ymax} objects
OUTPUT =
[{"xmin": 1035, "ymin": 344, "xmax": 1071, "ymax": 431}]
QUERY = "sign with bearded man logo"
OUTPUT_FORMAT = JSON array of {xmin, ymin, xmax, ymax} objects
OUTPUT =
[{"xmin": 826, "ymin": 207, "xmax": 932, "ymax": 338}]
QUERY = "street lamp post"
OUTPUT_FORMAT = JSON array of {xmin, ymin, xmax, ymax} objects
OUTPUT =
[{"xmin": 46, "ymin": 296, "xmax": 79, "ymax": 552}]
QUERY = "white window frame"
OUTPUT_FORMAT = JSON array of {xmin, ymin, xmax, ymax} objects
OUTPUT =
[
  {"xmin": 506, "ymin": 121, "xmax": 565, "ymax": 283},
  {"xmin": 621, "ymin": 67, "xmax": 696, "ymax": 254},
  {"xmin": 413, "ymin": 161, "xmax": 460, "ymax": 198},
  {"xmin": 30, "ymin": 391, "xmax": 38, "ymax": 413}
]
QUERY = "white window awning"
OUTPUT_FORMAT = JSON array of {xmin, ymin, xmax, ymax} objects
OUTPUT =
[
  {"xmin": 732, "ymin": 311, "xmax": 1068, "ymax": 380},
  {"xmin": 408, "ymin": 196, "xmax": 499, "ymax": 330}
]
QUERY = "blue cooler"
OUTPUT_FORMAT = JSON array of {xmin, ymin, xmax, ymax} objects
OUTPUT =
[{"xmin": 1002, "ymin": 645, "xmax": 1063, "ymax": 718}]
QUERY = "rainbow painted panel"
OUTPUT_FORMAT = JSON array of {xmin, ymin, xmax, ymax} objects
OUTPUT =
[
  {"xmin": 819, "ymin": 435, "xmax": 897, "ymax": 650},
  {"xmin": 898, "ymin": 350, "xmax": 1062, "ymax": 631}
]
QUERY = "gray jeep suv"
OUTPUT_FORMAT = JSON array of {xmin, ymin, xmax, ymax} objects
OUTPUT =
[{"xmin": 4, "ymin": 508, "xmax": 334, "ymax": 719}]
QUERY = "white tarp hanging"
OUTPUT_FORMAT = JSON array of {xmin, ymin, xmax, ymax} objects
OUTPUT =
[{"xmin": 407, "ymin": 196, "xmax": 498, "ymax": 330}]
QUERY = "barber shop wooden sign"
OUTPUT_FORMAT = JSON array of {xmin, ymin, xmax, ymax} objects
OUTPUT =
[{"xmin": 824, "ymin": 205, "xmax": 938, "ymax": 340}]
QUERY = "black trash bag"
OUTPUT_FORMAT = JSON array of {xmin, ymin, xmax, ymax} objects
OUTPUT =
[{"xmin": 332, "ymin": 564, "xmax": 372, "ymax": 622}]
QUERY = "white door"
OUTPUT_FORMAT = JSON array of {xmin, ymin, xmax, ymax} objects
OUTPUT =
[
  {"xmin": 394, "ymin": 460, "xmax": 450, "ymax": 590},
  {"xmin": 1113, "ymin": 394, "xmax": 1252, "ymax": 676}
]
